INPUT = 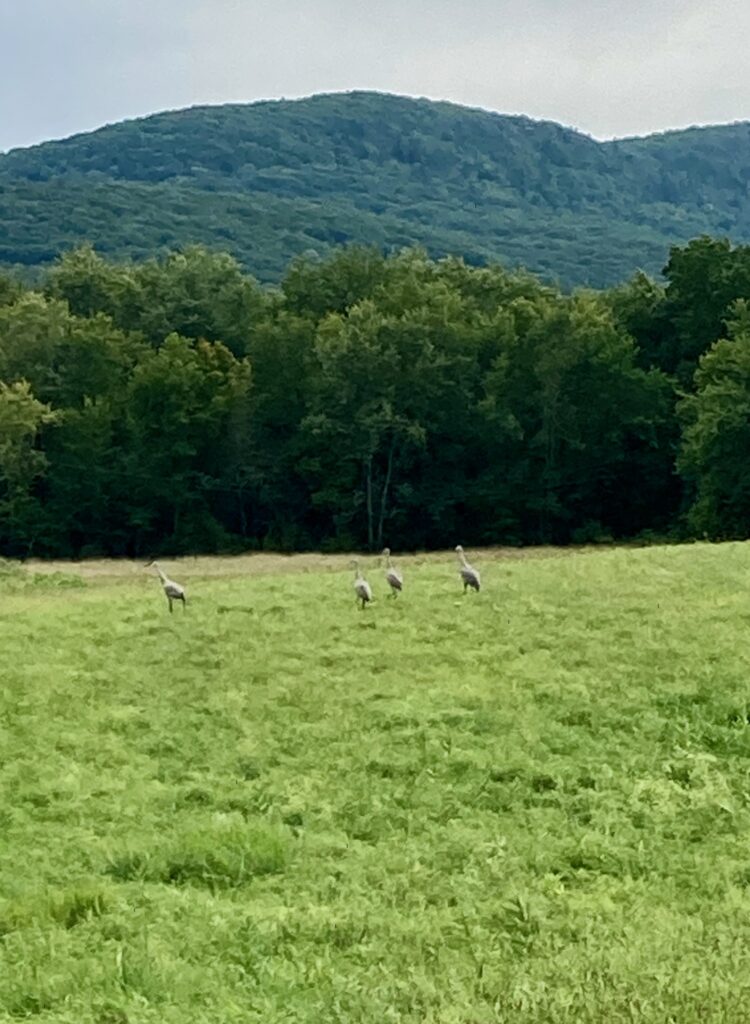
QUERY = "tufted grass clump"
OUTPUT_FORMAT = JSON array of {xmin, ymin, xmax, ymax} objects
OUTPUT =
[
  {"xmin": 105, "ymin": 819, "xmax": 288, "ymax": 889},
  {"xmin": 5, "ymin": 543, "xmax": 750, "ymax": 1021},
  {"xmin": 0, "ymin": 560, "xmax": 85, "ymax": 592},
  {"xmin": 0, "ymin": 884, "xmax": 109, "ymax": 937},
  {"xmin": 161, "ymin": 819, "xmax": 288, "ymax": 888}
]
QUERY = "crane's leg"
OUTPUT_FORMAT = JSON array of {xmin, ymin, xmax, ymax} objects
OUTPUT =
[
  {"xmin": 168, "ymin": 596, "xmax": 173, "ymax": 613},
  {"xmin": 181, "ymin": 595, "xmax": 187, "ymax": 612}
]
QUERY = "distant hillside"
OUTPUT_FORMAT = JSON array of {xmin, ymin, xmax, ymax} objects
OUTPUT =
[{"xmin": 2, "ymin": 91, "xmax": 750, "ymax": 287}]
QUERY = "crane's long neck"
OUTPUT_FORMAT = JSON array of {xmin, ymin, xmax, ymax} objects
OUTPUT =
[
  {"xmin": 385, "ymin": 553, "xmax": 393, "ymax": 569},
  {"xmin": 457, "ymin": 550, "xmax": 468, "ymax": 568},
  {"xmin": 153, "ymin": 563, "xmax": 168, "ymax": 583}
]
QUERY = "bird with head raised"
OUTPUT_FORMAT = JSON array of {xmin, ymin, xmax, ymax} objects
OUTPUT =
[
  {"xmin": 382, "ymin": 547, "xmax": 403, "ymax": 598},
  {"xmin": 455, "ymin": 545, "xmax": 480, "ymax": 593},
  {"xmin": 351, "ymin": 559, "xmax": 373, "ymax": 610},
  {"xmin": 146, "ymin": 561, "xmax": 186, "ymax": 613}
]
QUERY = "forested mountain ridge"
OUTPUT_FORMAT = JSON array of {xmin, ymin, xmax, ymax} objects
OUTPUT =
[{"xmin": 2, "ymin": 91, "xmax": 750, "ymax": 286}]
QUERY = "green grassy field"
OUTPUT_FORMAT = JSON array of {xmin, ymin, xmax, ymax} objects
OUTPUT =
[{"xmin": 3, "ymin": 543, "xmax": 750, "ymax": 1022}]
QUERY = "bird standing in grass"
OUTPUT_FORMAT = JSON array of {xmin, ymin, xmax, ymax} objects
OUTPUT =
[
  {"xmin": 352, "ymin": 560, "xmax": 373, "ymax": 610},
  {"xmin": 455, "ymin": 545, "xmax": 481, "ymax": 593},
  {"xmin": 382, "ymin": 547, "xmax": 403, "ymax": 597},
  {"xmin": 147, "ymin": 561, "xmax": 186, "ymax": 613}
]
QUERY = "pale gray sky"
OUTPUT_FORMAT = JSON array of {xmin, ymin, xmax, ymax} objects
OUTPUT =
[{"xmin": 1, "ymin": 0, "xmax": 747, "ymax": 152}]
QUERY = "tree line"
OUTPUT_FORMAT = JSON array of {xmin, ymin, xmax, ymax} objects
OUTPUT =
[{"xmin": 0, "ymin": 236, "xmax": 749, "ymax": 558}]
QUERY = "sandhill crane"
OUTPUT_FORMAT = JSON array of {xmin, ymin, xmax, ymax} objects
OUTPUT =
[
  {"xmin": 455, "ymin": 545, "xmax": 481, "ymax": 593},
  {"xmin": 147, "ymin": 561, "xmax": 186, "ymax": 613},
  {"xmin": 352, "ymin": 559, "xmax": 373, "ymax": 610},
  {"xmin": 382, "ymin": 547, "xmax": 403, "ymax": 597}
]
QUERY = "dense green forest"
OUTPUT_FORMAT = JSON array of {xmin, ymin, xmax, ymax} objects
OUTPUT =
[
  {"xmin": 1, "ymin": 236, "xmax": 750, "ymax": 557},
  {"xmin": 2, "ymin": 92, "xmax": 750, "ymax": 287}
]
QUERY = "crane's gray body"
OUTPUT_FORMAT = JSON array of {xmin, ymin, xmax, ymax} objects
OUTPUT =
[
  {"xmin": 382, "ymin": 548, "xmax": 403, "ymax": 597},
  {"xmin": 455, "ymin": 546, "xmax": 480, "ymax": 592},
  {"xmin": 148, "ymin": 561, "xmax": 187, "ymax": 612},
  {"xmin": 352, "ymin": 561, "xmax": 372, "ymax": 610}
]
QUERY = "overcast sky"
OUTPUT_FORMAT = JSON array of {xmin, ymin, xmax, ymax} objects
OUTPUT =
[{"xmin": 1, "ymin": 0, "xmax": 747, "ymax": 152}]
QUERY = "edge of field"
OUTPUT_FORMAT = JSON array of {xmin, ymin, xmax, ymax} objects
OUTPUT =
[{"xmin": 17, "ymin": 542, "xmax": 652, "ymax": 584}]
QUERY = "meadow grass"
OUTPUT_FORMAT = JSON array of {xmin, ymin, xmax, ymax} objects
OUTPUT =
[{"xmin": 3, "ymin": 543, "xmax": 750, "ymax": 1021}]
